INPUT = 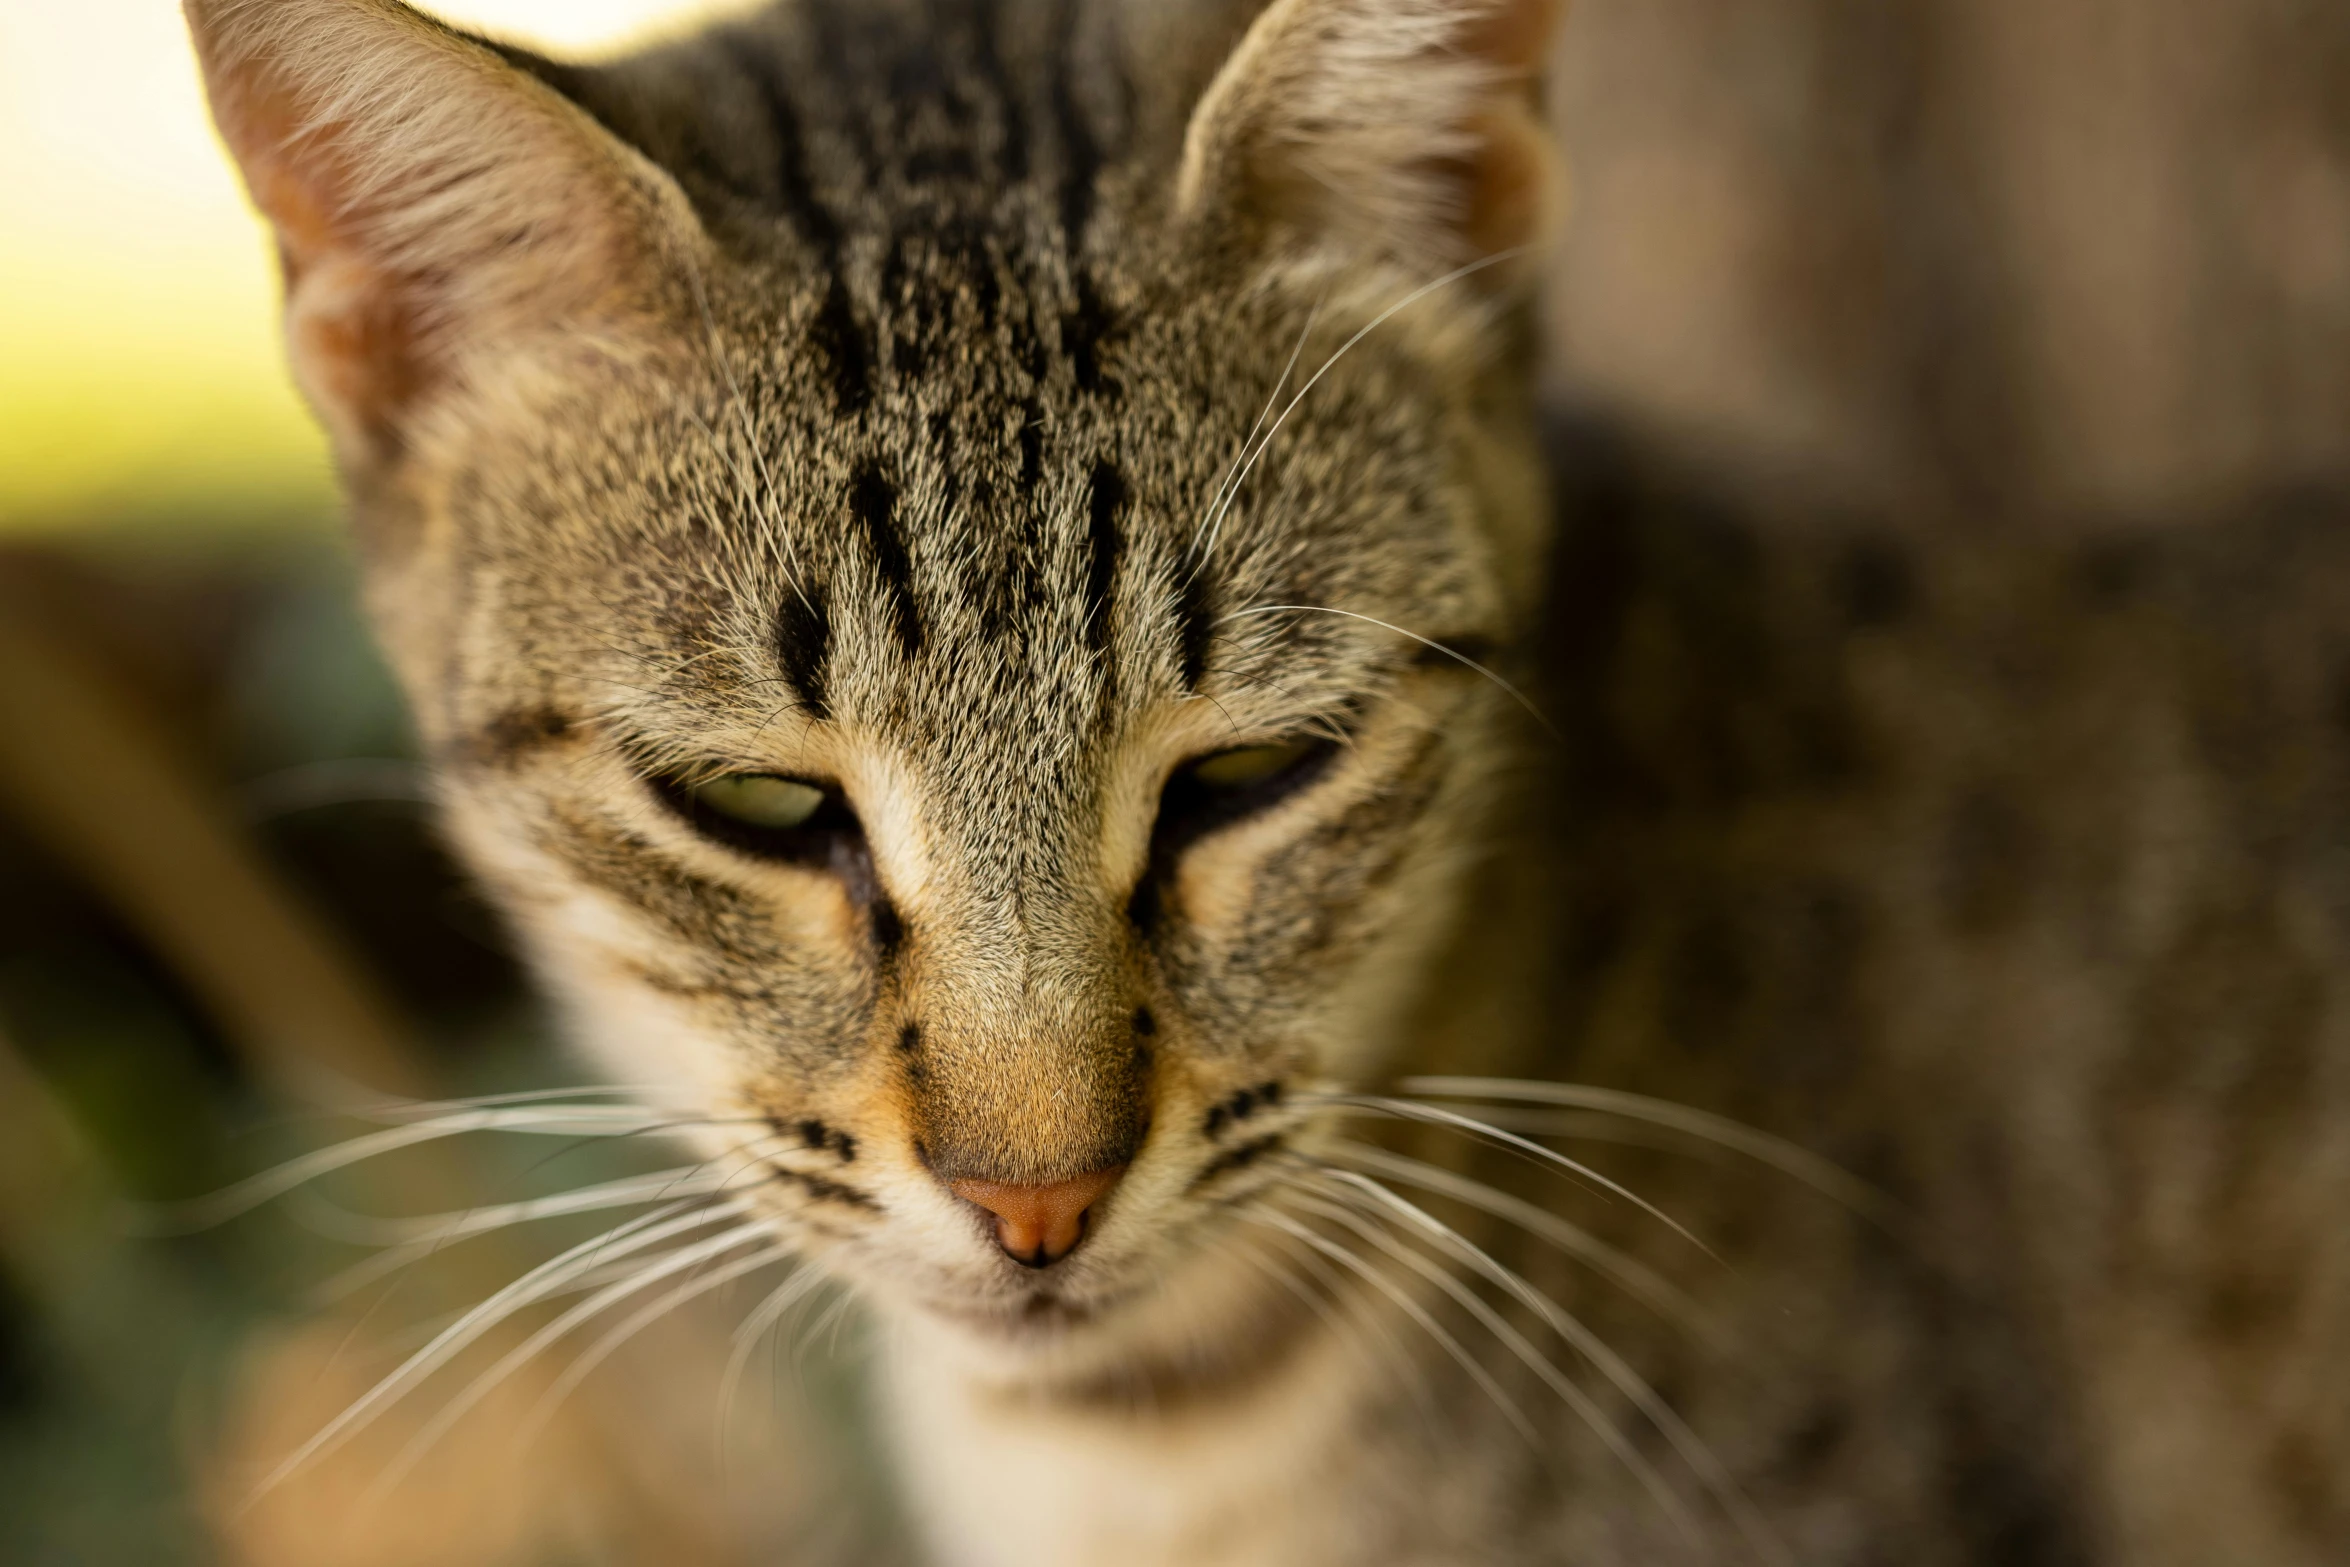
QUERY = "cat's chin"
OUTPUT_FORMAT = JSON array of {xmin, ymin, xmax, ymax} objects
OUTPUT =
[
  {"xmin": 906, "ymin": 1276, "xmax": 1154, "ymax": 1352},
  {"xmin": 893, "ymin": 1237, "xmax": 1280, "ymax": 1379},
  {"xmin": 926, "ymin": 1291, "xmax": 1106, "ymax": 1339}
]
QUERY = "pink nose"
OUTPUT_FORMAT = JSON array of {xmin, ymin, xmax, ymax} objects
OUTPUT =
[{"xmin": 947, "ymin": 1166, "xmax": 1127, "ymax": 1267}]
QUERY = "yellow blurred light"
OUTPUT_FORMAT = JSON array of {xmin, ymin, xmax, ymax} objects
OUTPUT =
[{"xmin": 0, "ymin": 0, "xmax": 738, "ymax": 534}]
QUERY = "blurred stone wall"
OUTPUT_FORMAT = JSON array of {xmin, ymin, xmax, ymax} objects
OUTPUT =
[{"xmin": 1549, "ymin": 0, "xmax": 2350, "ymax": 524}]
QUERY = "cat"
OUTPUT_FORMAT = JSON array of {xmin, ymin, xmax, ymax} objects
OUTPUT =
[{"xmin": 182, "ymin": 1, "xmax": 2349, "ymax": 1564}]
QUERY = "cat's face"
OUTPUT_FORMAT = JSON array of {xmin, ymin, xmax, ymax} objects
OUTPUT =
[
  {"xmin": 410, "ymin": 261, "xmax": 1528, "ymax": 1350},
  {"xmin": 189, "ymin": 0, "xmax": 1557, "ymax": 1358}
]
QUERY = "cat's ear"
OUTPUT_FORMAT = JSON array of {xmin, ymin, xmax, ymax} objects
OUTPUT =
[
  {"xmin": 1176, "ymin": 0, "xmax": 1563, "ymax": 283},
  {"xmin": 184, "ymin": 0, "xmax": 701, "ymax": 469}
]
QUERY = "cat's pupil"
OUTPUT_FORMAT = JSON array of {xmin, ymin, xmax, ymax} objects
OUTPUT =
[{"xmin": 692, "ymin": 774, "xmax": 827, "ymax": 830}]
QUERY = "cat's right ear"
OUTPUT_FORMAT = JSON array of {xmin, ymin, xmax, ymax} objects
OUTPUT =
[
  {"xmin": 184, "ymin": 0, "xmax": 702, "ymax": 472},
  {"xmin": 1176, "ymin": 0, "xmax": 1564, "ymax": 287}
]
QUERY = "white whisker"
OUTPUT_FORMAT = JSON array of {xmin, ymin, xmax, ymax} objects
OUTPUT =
[
  {"xmin": 152, "ymin": 1107, "xmax": 709, "ymax": 1232},
  {"xmin": 1289, "ymin": 1185, "xmax": 1703, "ymax": 1549},
  {"xmin": 1218, "ymin": 605, "xmax": 1556, "ymax": 738},
  {"xmin": 1318, "ymin": 1169, "xmax": 1786, "ymax": 1566},
  {"xmin": 1191, "ymin": 295, "xmax": 1324, "ymax": 564},
  {"xmin": 716, "ymin": 1267, "xmax": 830, "ymax": 1472},
  {"xmin": 1244, "ymin": 1206, "xmax": 1539, "ymax": 1446},
  {"xmin": 1326, "ymin": 1141, "xmax": 1724, "ymax": 1350},
  {"xmin": 1399, "ymin": 1077, "xmax": 1901, "ymax": 1227},
  {"xmin": 240, "ymin": 1199, "xmax": 736, "ymax": 1504},
  {"xmin": 335, "ymin": 1084, "xmax": 679, "ymax": 1122},
  {"xmin": 525, "ymin": 1240, "xmax": 797, "ymax": 1458},
  {"xmin": 1236, "ymin": 1179, "xmax": 1447, "ymax": 1439},
  {"xmin": 1194, "ymin": 248, "xmax": 1526, "ymax": 569},
  {"xmin": 365, "ymin": 1222, "xmax": 778, "ymax": 1503},
  {"xmin": 1319, "ymin": 1096, "xmax": 1718, "ymax": 1260},
  {"xmin": 292, "ymin": 1165, "xmax": 723, "ymax": 1252}
]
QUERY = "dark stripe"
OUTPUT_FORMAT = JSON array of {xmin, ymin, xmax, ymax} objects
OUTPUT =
[
  {"xmin": 1085, "ymin": 459, "xmax": 1126, "ymax": 656},
  {"xmin": 777, "ymin": 6, "xmax": 874, "ymax": 416},
  {"xmin": 963, "ymin": 0, "xmax": 1030, "ymax": 184},
  {"xmin": 1018, "ymin": 398, "xmax": 1046, "ymax": 486},
  {"xmin": 871, "ymin": 896, "xmax": 905, "ymax": 955},
  {"xmin": 1188, "ymin": 1132, "xmax": 1290, "ymax": 1191},
  {"xmin": 776, "ymin": 580, "xmax": 832, "ymax": 720},
  {"xmin": 1176, "ymin": 564, "xmax": 1215, "ymax": 690},
  {"xmin": 802, "ymin": 0, "xmax": 870, "ymax": 176},
  {"xmin": 1064, "ymin": 272, "xmax": 1114, "ymax": 394},
  {"xmin": 810, "ymin": 277, "xmax": 874, "ymax": 415},
  {"xmin": 1047, "ymin": 0, "xmax": 1099, "ymax": 253},
  {"xmin": 850, "ymin": 463, "xmax": 924, "ymax": 657},
  {"xmin": 880, "ymin": 233, "xmax": 931, "ymax": 381},
  {"xmin": 765, "ymin": 1166, "xmax": 879, "ymax": 1211},
  {"xmin": 736, "ymin": 38, "xmax": 842, "ymax": 254},
  {"xmin": 452, "ymin": 706, "xmax": 576, "ymax": 769}
]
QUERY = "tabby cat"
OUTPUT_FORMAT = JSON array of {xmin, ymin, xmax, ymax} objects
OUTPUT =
[{"xmin": 184, "ymin": 0, "xmax": 2348, "ymax": 1563}]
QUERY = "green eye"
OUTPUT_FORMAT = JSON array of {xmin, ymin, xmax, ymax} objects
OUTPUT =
[
  {"xmin": 690, "ymin": 774, "xmax": 826, "ymax": 830},
  {"xmin": 1189, "ymin": 739, "xmax": 1319, "ymax": 789}
]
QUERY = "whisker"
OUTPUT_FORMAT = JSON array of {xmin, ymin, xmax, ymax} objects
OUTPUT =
[
  {"xmin": 1190, "ymin": 294, "xmax": 1324, "ymax": 565},
  {"xmin": 1243, "ymin": 1206, "xmax": 1539, "ymax": 1447},
  {"xmin": 716, "ymin": 1267, "xmax": 830, "ymax": 1473},
  {"xmin": 240, "ymin": 1199, "xmax": 735, "ymax": 1504},
  {"xmin": 364, "ymin": 1221, "xmax": 778, "ymax": 1504},
  {"xmin": 291, "ymin": 1165, "xmax": 720, "ymax": 1250},
  {"xmin": 1230, "ymin": 1199, "xmax": 1448, "ymax": 1439},
  {"xmin": 1315, "ymin": 1169, "xmax": 1786, "ymax": 1566},
  {"xmin": 345, "ymin": 1085, "xmax": 682, "ymax": 1123},
  {"xmin": 1315, "ymin": 1096, "xmax": 1718, "ymax": 1261},
  {"xmin": 238, "ymin": 758, "xmax": 433, "ymax": 821},
  {"xmin": 799, "ymin": 1287, "xmax": 858, "ymax": 1362},
  {"xmin": 529, "ymin": 1241, "xmax": 799, "ymax": 1462},
  {"xmin": 156, "ymin": 1108, "xmax": 741, "ymax": 1232},
  {"xmin": 1194, "ymin": 248, "xmax": 1526, "ymax": 569},
  {"xmin": 1217, "ymin": 605, "xmax": 1556, "ymax": 739},
  {"xmin": 1416, "ymin": 1106, "xmax": 1742, "ymax": 1160},
  {"xmin": 153, "ymin": 1108, "xmax": 686, "ymax": 1231},
  {"xmin": 301, "ymin": 1164, "xmax": 746, "ymax": 1306},
  {"xmin": 1286, "ymin": 1185, "xmax": 1703, "ymax": 1549},
  {"xmin": 1325, "ymin": 1141, "xmax": 1724, "ymax": 1351},
  {"xmin": 1399, "ymin": 1077, "xmax": 1901, "ymax": 1228}
]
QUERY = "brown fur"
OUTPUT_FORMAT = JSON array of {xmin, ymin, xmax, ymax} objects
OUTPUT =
[{"xmin": 182, "ymin": 1, "xmax": 2347, "ymax": 1562}]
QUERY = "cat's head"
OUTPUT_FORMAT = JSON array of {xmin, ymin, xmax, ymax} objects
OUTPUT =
[{"xmin": 188, "ymin": 0, "xmax": 1561, "ymax": 1362}]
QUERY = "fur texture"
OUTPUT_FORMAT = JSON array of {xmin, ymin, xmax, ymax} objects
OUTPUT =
[{"xmin": 183, "ymin": 1, "xmax": 2348, "ymax": 1563}]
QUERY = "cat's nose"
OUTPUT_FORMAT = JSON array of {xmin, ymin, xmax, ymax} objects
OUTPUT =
[{"xmin": 947, "ymin": 1165, "xmax": 1127, "ymax": 1267}]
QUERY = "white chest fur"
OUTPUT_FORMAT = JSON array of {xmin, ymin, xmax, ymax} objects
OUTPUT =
[{"xmin": 882, "ymin": 1318, "xmax": 1366, "ymax": 1567}]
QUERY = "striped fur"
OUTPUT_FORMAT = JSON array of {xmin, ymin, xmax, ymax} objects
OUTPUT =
[{"xmin": 187, "ymin": 1, "xmax": 2350, "ymax": 1564}]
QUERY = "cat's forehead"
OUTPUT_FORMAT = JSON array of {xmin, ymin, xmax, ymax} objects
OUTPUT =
[
  {"xmin": 646, "ymin": 340, "xmax": 1445, "ymax": 752},
  {"xmin": 457, "ymin": 189, "xmax": 1486, "ymax": 795}
]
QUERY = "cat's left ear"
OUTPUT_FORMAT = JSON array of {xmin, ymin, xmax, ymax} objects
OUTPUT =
[
  {"xmin": 1177, "ymin": 0, "xmax": 1564, "ymax": 284},
  {"xmin": 184, "ymin": 0, "xmax": 704, "ymax": 473}
]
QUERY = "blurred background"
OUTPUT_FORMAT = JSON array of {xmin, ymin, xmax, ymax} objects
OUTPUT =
[{"xmin": 0, "ymin": 0, "xmax": 2345, "ymax": 1562}]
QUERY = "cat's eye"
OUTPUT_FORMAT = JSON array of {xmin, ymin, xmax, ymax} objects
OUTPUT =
[
  {"xmin": 647, "ymin": 764, "xmax": 860, "ymax": 867},
  {"xmin": 1148, "ymin": 736, "xmax": 1340, "ymax": 865},
  {"xmin": 691, "ymin": 773, "xmax": 826, "ymax": 830},
  {"xmin": 1187, "ymin": 740, "xmax": 1321, "ymax": 790}
]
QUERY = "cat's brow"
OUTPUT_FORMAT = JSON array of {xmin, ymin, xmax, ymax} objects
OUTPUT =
[{"xmin": 449, "ymin": 706, "xmax": 582, "ymax": 770}]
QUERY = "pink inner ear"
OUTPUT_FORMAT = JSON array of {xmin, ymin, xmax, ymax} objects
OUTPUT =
[
  {"xmin": 1463, "ymin": 0, "xmax": 1564, "ymax": 77},
  {"xmin": 284, "ymin": 248, "xmax": 429, "ymax": 463},
  {"xmin": 212, "ymin": 68, "xmax": 435, "ymax": 461},
  {"xmin": 1456, "ymin": 105, "xmax": 1555, "ymax": 261},
  {"xmin": 1449, "ymin": 0, "xmax": 1566, "ymax": 262},
  {"xmin": 190, "ymin": 7, "xmax": 676, "ymax": 469},
  {"xmin": 249, "ymin": 171, "xmax": 421, "ymax": 460}
]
